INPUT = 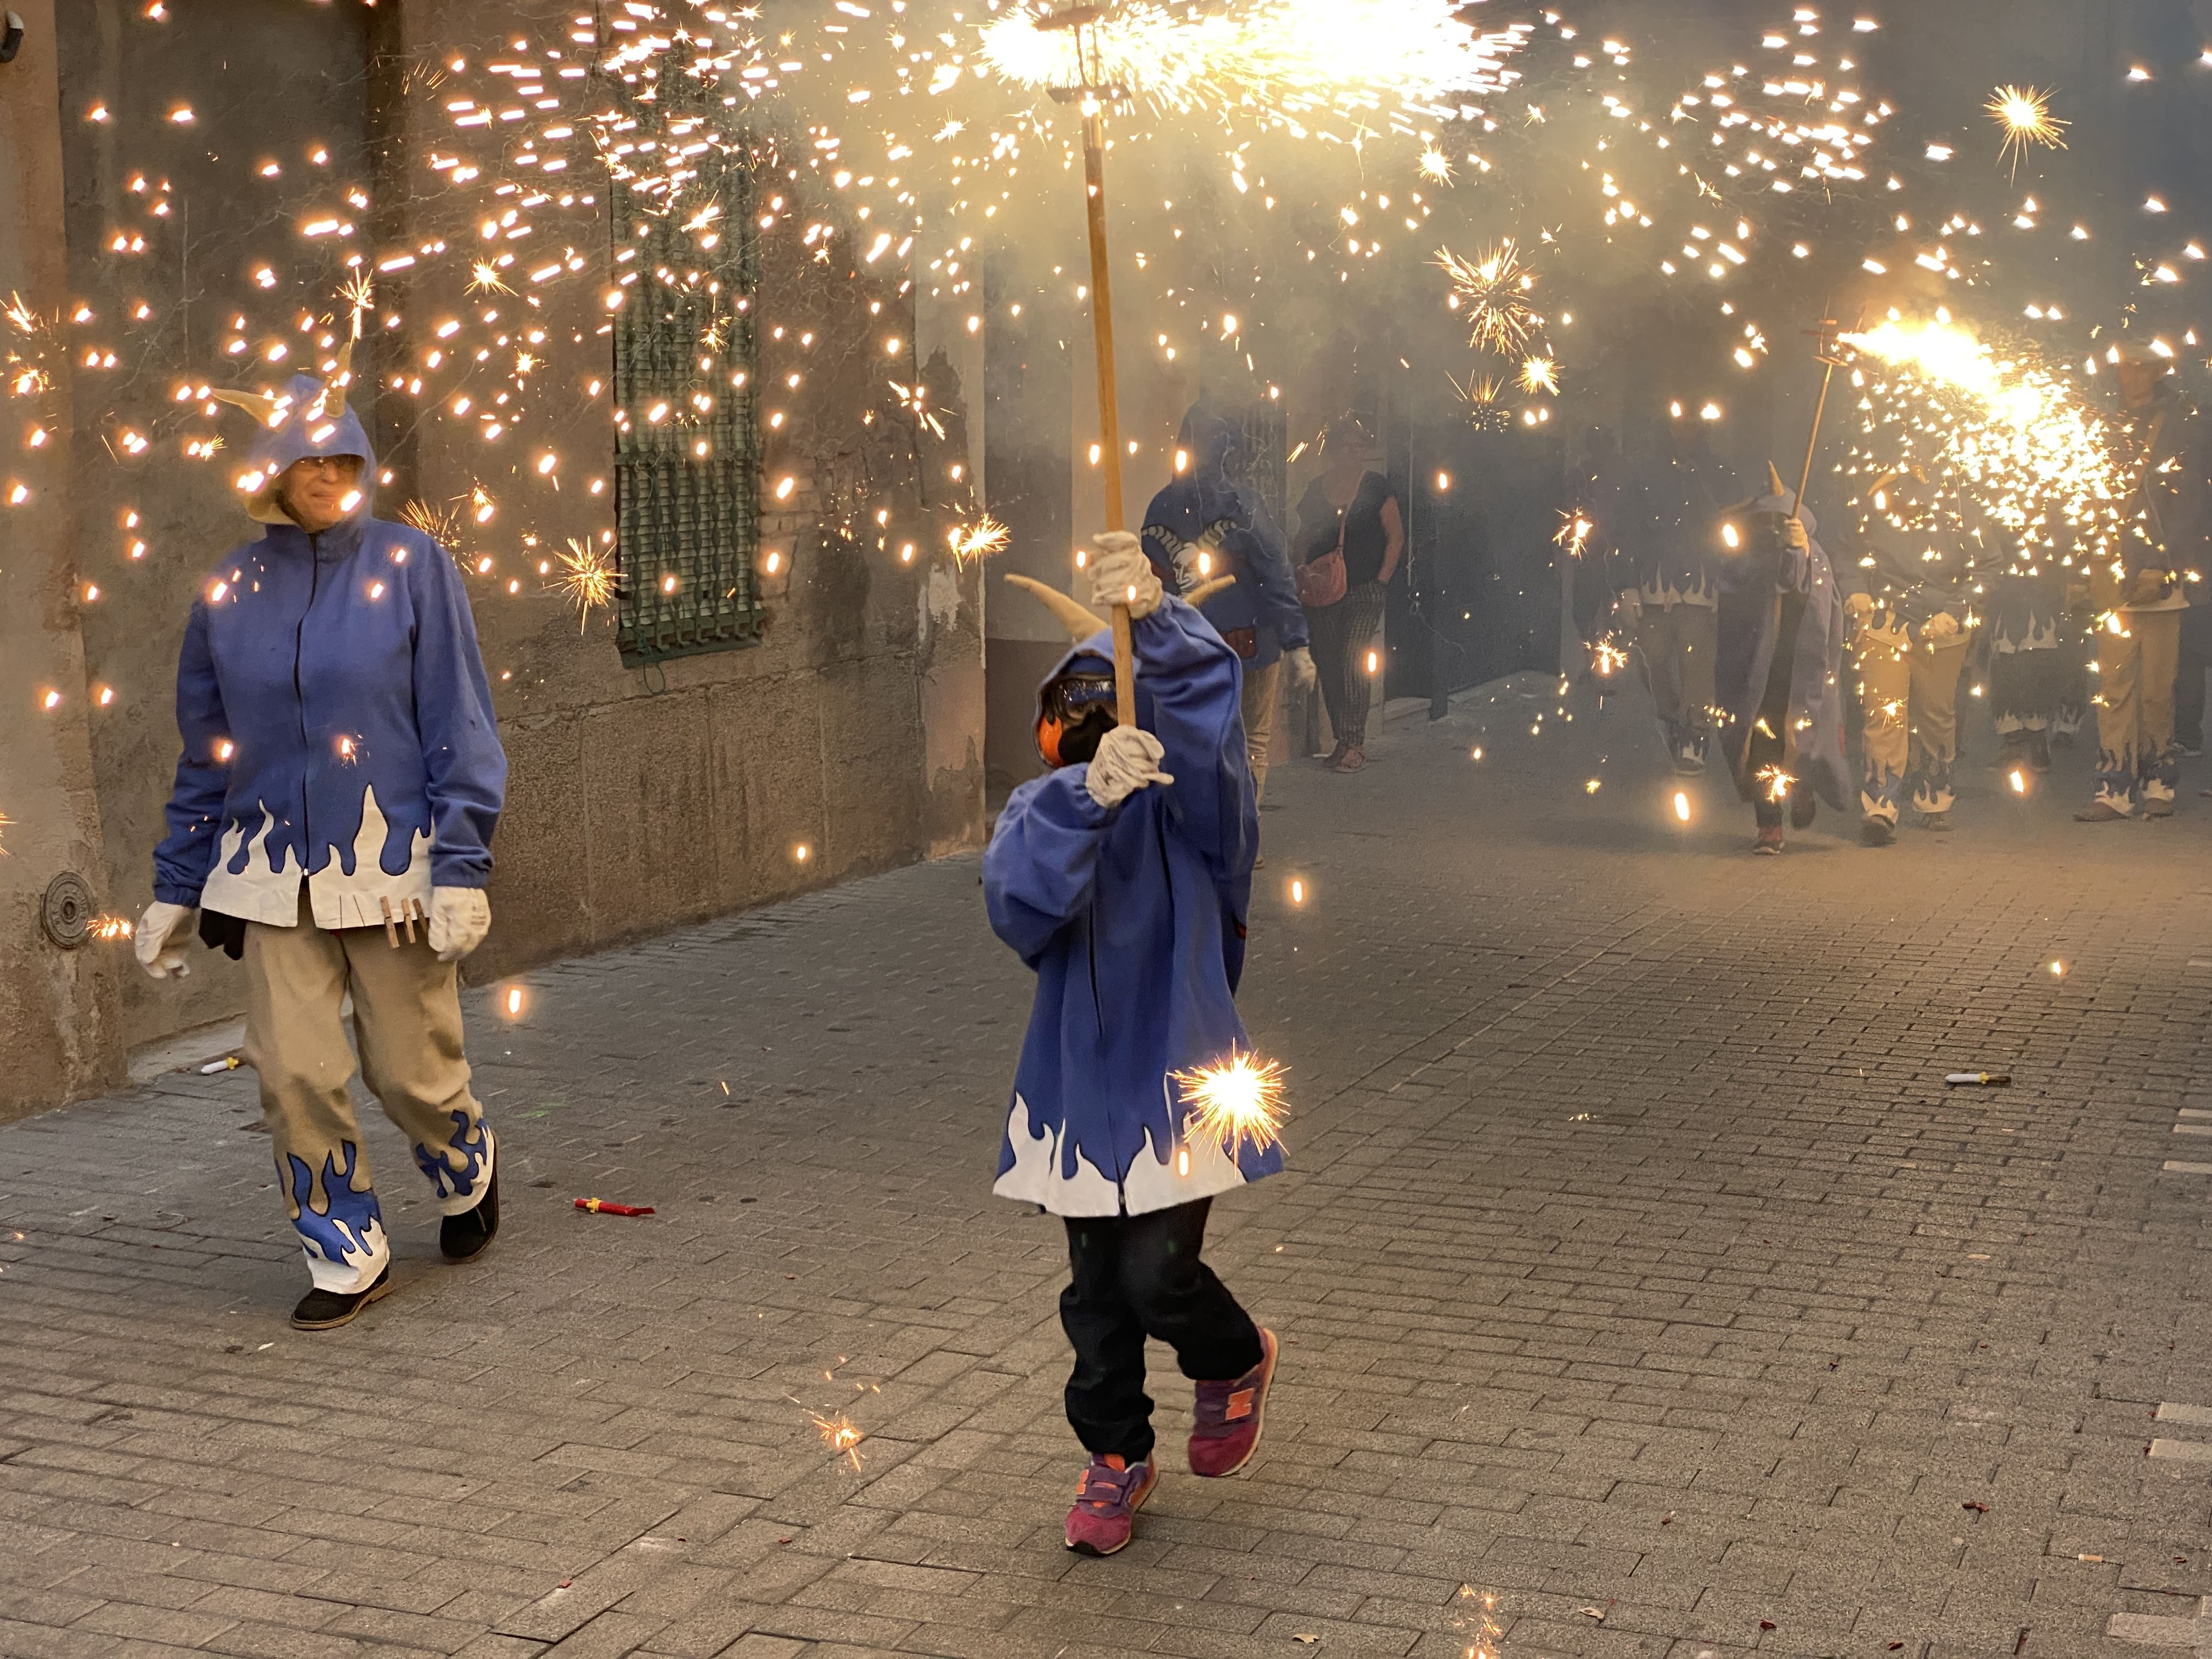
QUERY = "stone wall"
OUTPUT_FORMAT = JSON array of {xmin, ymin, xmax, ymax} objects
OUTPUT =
[{"xmin": 0, "ymin": 0, "xmax": 985, "ymax": 1122}]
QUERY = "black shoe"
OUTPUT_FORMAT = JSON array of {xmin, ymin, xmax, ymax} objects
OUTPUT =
[
  {"xmin": 441, "ymin": 1163, "xmax": 501, "ymax": 1263},
  {"xmin": 291, "ymin": 1266, "xmax": 392, "ymax": 1330},
  {"xmin": 1789, "ymin": 787, "xmax": 1817, "ymax": 831},
  {"xmin": 1920, "ymin": 810, "xmax": 1953, "ymax": 833},
  {"xmin": 2180, "ymin": 743, "xmax": 2205, "ymax": 759},
  {"xmin": 1861, "ymin": 816, "xmax": 1895, "ymax": 847},
  {"xmin": 2029, "ymin": 731, "xmax": 2053, "ymax": 774}
]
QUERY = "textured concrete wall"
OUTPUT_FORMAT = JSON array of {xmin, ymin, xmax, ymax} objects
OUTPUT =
[
  {"xmin": 0, "ymin": 0, "xmax": 985, "ymax": 1120},
  {"xmin": 0, "ymin": 0, "xmax": 129, "ymax": 1116}
]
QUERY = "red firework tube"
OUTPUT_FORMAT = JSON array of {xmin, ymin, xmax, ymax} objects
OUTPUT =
[{"xmin": 574, "ymin": 1197, "xmax": 655, "ymax": 1216}]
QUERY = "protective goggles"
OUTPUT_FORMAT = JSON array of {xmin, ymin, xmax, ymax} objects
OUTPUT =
[{"xmin": 1035, "ymin": 672, "xmax": 1118, "ymax": 768}]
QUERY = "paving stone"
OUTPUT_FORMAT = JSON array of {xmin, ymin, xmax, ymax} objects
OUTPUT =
[{"xmin": 7, "ymin": 674, "xmax": 2212, "ymax": 1657}]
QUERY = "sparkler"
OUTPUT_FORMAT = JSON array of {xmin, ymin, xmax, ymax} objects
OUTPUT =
[
  {"xmin": 1988, "ymin": 85, "xmax": 2067, "ymax": 179},
  {"xmin": 1171, "ymin": 1050, "xmax": 1289, "ymax": 1160}
]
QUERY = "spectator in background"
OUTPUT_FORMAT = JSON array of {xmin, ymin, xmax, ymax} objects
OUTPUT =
[
  {"xmin": 1294, "ymin": 416, "xmax": 1402, "ymax": 774},
  {"xmin": 1617, "ymin": 413, "xmax": 1733, "ymax": 775},
  {"xmin": 1142, "ymin": 407, "xmax": 1317, "ymax": 817}
]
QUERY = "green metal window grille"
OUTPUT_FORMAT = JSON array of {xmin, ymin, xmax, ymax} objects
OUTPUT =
[{"xmin": 611, "ymin": 133, "xmax": 764, "ymax": 667}]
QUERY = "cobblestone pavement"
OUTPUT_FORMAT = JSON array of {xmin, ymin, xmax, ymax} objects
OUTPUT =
[{"xmin": 10, "ymin": 669, "xmax": 2212, "ymax": 1659}]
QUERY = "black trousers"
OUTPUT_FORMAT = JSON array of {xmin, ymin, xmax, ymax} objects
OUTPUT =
[{"xmin": 1060, "ymin": 1198, "xmax": 1263, "ymax": 1463}]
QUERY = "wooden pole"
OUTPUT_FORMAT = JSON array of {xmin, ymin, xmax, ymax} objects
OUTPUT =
[{"xmin": 1076, "ymin": 81, "xmax": 1136, "ymax": 725}]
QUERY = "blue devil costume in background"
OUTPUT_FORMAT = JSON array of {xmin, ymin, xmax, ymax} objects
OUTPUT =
[
  {"xmin": 151, "ymin": 360, "xmax": 506, "ymax": 1299},
  {"xmin": 1714, "ymin": 486, "xmax": 1851, "ymax": 819},
  {"xmin": 984, "ymin": 597, "xmax": 1279, "ymax": 1217},
  {"xmin": 1139, "ymin": 411, "xmax": 1308, "ymax": 672}
]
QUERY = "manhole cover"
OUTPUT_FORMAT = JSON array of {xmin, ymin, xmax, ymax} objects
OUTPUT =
[{"xmin": 42, "ymin": 872, "xmax": 95, "ymax": 949}]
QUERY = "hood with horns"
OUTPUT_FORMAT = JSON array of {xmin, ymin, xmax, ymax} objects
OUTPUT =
[{"xmin": 210, "ymin": 339, "xmax": 376, "ymax": 525}]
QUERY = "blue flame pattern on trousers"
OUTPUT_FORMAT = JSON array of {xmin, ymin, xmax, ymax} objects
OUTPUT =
[
  {"xmin": 413, "ymin": 1111, "xmax": 493, "ymax": 1209},
  {"xmin": 284, "ymin": 1141, "xmax": 388, "ymax": 1291}
]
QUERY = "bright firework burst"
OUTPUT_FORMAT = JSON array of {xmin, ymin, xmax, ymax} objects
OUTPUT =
[
  {"xmin": 1520, "ymin": 354, "xmax": 1559, "ymax": 397},
  {"xmin": 1435, "ymin": 241, "xmax": 1534, "ymax": 354},
  {"xmin": 1171, "ymin": 1049, "xmax": 1289, "ymax": 1159},
  {"xmin": 949, "ymin": 516, "xmax": 1011, "ymax": 566},
  {"xmin": 1987, "ymin": 84, "xmax": 2068, "ymax": 178},
  {"xmin": 551, "ymin": 538, "xmax": 619, "ymax": 629},
  {"xmin": 1447, "ymin": 369, "xmax": 1515, "ymax": 435},
  {"xmin": 978, "ymin": 0, "xmax": 1530, "ymax": 129}
]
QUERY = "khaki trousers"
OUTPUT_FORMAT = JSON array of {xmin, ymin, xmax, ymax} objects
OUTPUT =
[
  {"xmin": 1855, "ymin": 629, "xmax": 1970, "ymax": 821},
  {"xmin": 2093, "ymin": 608, "xmax": 2183, "ymax": 808},
  {"xmin": 1635, "ymin": 602, "xmax": 1717, "ymax": 732},
  {"xmin": 244, "ymin": 887, "xmax": 493, "ymax": 1292},
  {"xmin": 1241, "ymin": 658, "xmax": 1282, "ymax": 803}
]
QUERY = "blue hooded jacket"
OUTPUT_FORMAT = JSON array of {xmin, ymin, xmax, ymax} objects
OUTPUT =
[
  {"xmin": 1141, "ymin": 412, "xmax": 1308, "ymax": 671},
  {"xmin": 983, "ymin": 597, "xmax": 1279, "ymax": 1217},
  {"xmin": 152, "ymin": 371, "xmax": 506, "ymax": 928}
]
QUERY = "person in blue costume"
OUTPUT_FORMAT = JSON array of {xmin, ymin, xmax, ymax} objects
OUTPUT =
[
  {"xmin": 986, "ymin": 534, "xmax": 1281, "ymax": 1560},
  {"xmin": 1140, "ymin": 407, "xmax": 1316, "ymax": 809},
  {"xmin": 1713, "ymin": 469, "xmax": 1851, "ymax": 854},
  {"xmin": 133, "ymin": 345, "xmax": 507, "ymax": 1330}
]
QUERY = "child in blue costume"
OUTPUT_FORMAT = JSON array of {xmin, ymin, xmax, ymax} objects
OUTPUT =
[{"xmin": 984, "ymin": 533, "xmax": 1282, "ymax": 1557}]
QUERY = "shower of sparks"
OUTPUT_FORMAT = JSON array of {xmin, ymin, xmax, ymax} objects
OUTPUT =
[
  {"xmin": 91, "ymin": 915, "xmax": 135, "ymax": 941},
  {"xmin": 1839, "ymin": 318, "xmax": 2128, "ymax": 561},
  {"xmin": 978, "ymin": 0, "xmax": 1531, "ymax": 129},
  {"xmin": 1171, "ymin": 1050, "xmax": 1289, "ymax": 1159},
  {"xmin": 1418, "ymin": 146, "xmax": 1454, "ymax": 184},
  {"xmin": 1758, "ymin": 766, "xmax": 1796, "ymax": 804},
  {"xmin": 1436, "ymin": 241, "xmax": 1534, "ymax": 354},
  {"xmin": 1988, "ymin": 84, "xmax": 2068, "ymax": 178},
  {"xmin": 1590, "ymin": 636, "xmax": 1628, "ymax": 678},
  {"xmin": 949, "ymin": 515, "xmax": 1009, "ymax": 565},
  {"xmin": 399, "ymin": 498, "xmax": 467, "ymax": 551},
  {"xmin": 808, "ymin": 1410, "xmax": 866, "ymax": 1472},
  {"xmin": 1520, "ymin": 354, "xmax": 1559, "ymax": 397},
  {"xmin": 551, "ymin": 538, "xmax": 619, "ymax": 628},
  {"xmin": 1554, "ymin": 511, "xmax": 1594, "ymax": 557},
  {"xmin": 466, "ymin": 261, "xmax": 514, "ymax": 297}
]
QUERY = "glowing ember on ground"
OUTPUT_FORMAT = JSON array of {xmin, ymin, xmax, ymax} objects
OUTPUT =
[{"xmin": 809, "ymin": 1410, "xmax": 866, "ymax": 1471}]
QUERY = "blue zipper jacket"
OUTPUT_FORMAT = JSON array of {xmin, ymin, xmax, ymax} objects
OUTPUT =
[
  {"xmin": 153, "ymin": 376, "xmax": 505, "ymax": 928},
  {"xmin": 983, "ymin": 598, "xmax": 1279, "ymax": 1217}
]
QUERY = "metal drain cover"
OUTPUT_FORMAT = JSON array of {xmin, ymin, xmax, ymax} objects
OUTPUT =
[{"xmin": 42, "ymin": 871, "xmax": 95, "ymax": 949}]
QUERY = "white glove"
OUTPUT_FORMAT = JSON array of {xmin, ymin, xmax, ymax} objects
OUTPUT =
[
  {"xmin": 1617, "ymin": 589, "xmax": 1643, "ymax": 618},
  {"xmin": 134, "ymin": 900, "xmax": 196, "ymax": 980},
  {"xmin": 1283, "ymin": 645, "xmax": 1318, "ymax": 692},
  {"xmin": 428, "ymin": 887, "xmax": 491, "ymax": 962},
  {"xmin": 1922, "ymin": 611, "xmax": 1961, "ymax": 640},
  {"xmin": 1846, "ymin": 591, "xmax": 1876, "ymax": 618},
  {"xmin": 1087, "ymin": 531, "xmax": 1163, "ymax": 620},
  {"xmin": 1779, "ymin": 517, "xmax": 1810, "ymax": 552},
  {"xmin": 1084, "ymin": 725, "xmax": 1174, "ymax": 809}
]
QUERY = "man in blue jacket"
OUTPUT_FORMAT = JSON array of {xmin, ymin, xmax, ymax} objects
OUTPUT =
[
  {"xmin": 985, "ymin": 534, "xmax": 1280, "ymax": 1559},
  {"xmin": 1141, "ymin": 408, "xmax": 1316, "ymax": 808},
  {"xmin": 133, "ymin": 354, "xmax": 507, "ymax": 1330}
]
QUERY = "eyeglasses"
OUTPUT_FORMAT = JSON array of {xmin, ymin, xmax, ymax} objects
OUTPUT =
[{"xmin": 291, "ymin": 455, "xmax": 363, "ymax": 477}]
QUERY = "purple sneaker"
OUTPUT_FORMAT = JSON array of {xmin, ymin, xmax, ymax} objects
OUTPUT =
[
  {"xmin": 1189, "ymin": 1327, "xmax": 1278, "ymax": 1477},
  {"xmin": 1063, "ymin": 1454, "xmax": 1157, "ymax": 1556}
]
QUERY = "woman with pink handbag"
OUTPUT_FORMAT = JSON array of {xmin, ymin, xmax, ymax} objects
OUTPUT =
[{"xmin": 1295, "ymin": 416, "xmax": 1403, "ymax": 772}]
